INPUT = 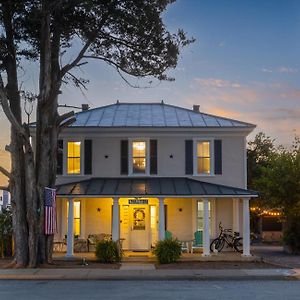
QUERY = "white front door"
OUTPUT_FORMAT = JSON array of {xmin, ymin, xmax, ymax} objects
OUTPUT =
[{"xmin": 129, "ymin": 206, "xmax": 150, "ymax": 250}]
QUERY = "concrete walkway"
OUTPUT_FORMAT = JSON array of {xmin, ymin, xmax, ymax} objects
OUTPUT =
[
  {"xmin": 0, "ymin": 267, "xmax": 296, "ymax": 281},
  {"xmin": 251, "ymin": 245, "xmax": 300, "ymax": 268}
]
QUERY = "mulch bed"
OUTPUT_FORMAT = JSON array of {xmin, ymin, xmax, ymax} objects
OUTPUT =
[{"xmin": 156, "ymin": 261, "xmax": 284, "ymax": 269}]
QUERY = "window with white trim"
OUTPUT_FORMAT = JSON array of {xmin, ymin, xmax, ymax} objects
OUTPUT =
[{"xmin": 196, "ymin": 141, "xmax": 211, "ymax": 175}]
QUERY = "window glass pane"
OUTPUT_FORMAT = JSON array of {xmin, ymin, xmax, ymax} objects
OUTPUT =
[
  {"xmin": 74, "ymin": 219, "xmax": 80, "ymax": 236},
  {"xmin": 133, "ymin": 158, "xmax": 146, "ymax": 173},
  {"xmin": 74, "ymin": 202, "xmax": 80, "ymax": 218},
  {"xmin": 132, "ymin": 142, "xmax": 146, "ymax": 157},
  {"xmin": 197, "ymin": 141, "xmax": 210, "ymax": 157},
  {"xmin": 66, "ymin": 201, "xmax": 81, "ymax": 236},
  {"xmin": 73, "ymin": 142, "xmax": 81, "ymax": 157},
  {"xmin": 197, "ymin": 201, "xmax": 212, "ymax": 234},
  {"xmin": 67, "ymin": 142, "xmax": 81, "ymax": 174},
  {"xmin": 197, "ymin": 157, "xmax": 210, "ymax": 174},
  {"xmin": 150, "ymin": 206, "xmax": 156, "ymax": 229}
]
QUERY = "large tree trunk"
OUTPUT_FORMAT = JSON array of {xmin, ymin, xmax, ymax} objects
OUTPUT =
[
  {"xmin": 2, "ymin": 2, "xmax": 29, "ymax": 267},
  {"xmin": 35, "ymin": 1, "xmax": 60, "ymax": 263}
]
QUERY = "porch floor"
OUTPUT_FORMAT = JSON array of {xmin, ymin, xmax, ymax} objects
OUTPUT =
[{"xmin": 53, "ymin": 251, "xmax": 259, "ymax": 262}]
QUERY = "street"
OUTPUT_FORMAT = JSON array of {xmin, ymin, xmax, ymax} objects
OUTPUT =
[{"xmin": 0, "ymin": 280, "xmax": 299, "ymax": 300}]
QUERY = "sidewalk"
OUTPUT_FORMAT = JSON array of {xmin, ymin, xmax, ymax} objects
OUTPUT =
[
  {"xmin": 0, "ymin": 267, "xmax": 296, "ymax": 281},
  {"xmin": 251, "ymin": 245, "xmax": 300, "ymax": 268}
]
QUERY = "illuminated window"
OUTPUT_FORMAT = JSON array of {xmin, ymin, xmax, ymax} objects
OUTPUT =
[
  {"xmin": 132, "ymin": 141, "xmax": 146, "ymax": 174},
  {"xmin": 150, "ymin": 206, "xmax": 156, "ymax": 230},
  {"xmin": 67, "ymin": 201, "xmax": 81, "ymax": 236},
  {"xmin": 67, "ymin": 141, "xmax": 81, "ymax": 174},
  {"xmin": 197, "ymin": 141, "xmax": 211, "ymax": 174}
]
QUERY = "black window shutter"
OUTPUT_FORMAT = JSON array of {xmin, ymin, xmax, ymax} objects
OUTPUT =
[
  {"xmin": 185, "ymin": 140, "xmax": 193, "ymax": 175},
  {"xmin": 214, "ymin": 139, "xmax": 222, "ymax": 174},
  {"xmin": 84, "ymin": 140, "xmax": 92, "ymax": 175},
  {"xmin": 150, "ymin": 139, "xmax": 157, "ymax": 174},
  {"xmin": 121, "ymin": 140, "xmax": 128, "ymax": 175},
  {"xmin": 57, "ymin": 140, "xmax": 63, "ymax": 175}
]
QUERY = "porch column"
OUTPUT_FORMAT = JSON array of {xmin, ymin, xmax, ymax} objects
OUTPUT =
[
  {"xmin": 112, "ymin": 197, "xmax": 120, "ymax": 241},
  {"xmin": 232, "ymin": 198, "xmax": 240, "ymax": 233},
  {"xmin": 242, "ymin": 197, "xmax": 251, "ymax": 257},
  {"xmin": 202, "ymin": 198, "xmax": 211, "ymax": 257},
  {"xmin": 66, "ymin": 198, "xmax": 74, "ymax": 258},
  {"xmin": 158, "ymin": 197, "xmax": 165, "ymax": 240}
]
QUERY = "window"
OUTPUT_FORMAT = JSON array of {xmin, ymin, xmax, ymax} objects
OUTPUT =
[
  {"xmin": 132, "ymin": 141, "xmax": 147, "ymax": 174},
  {"xmin": 197, "ymin": 200, "xmax": 212, "ymax": 234},
  {"xmin": 66, "ymin": 201, "xmax": 81, "ymax": 236},
  {"xmin": 67, "ymin": 141, "xmax": 81, "ymax": 174},
  {"xmin": 197, "ymin": 141, "xmax": 211, "ymax": 174}
]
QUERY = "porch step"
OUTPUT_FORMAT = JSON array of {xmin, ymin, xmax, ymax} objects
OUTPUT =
[{"xmin": 120, "ymin": 263, "xmax": 156, "ymax": 270}]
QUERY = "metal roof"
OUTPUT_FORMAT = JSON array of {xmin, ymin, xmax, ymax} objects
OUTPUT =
[
  {"xmin": 56, "ymin": 177, "xmax": 258, "ymax": 198},
  {"xmin": 69, "ymin": 102, "xmax": 255, "ymax": 128}
]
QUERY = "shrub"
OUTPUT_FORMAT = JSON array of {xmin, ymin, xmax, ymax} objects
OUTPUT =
[
  {"xmin": 283, "ymin": 218, "xmax": 300, "ymax": 254},
  {"xmin": 153, "ymin": 238, "xmax": 182, "ymax": 264},
  {"xmin": 0, "ymin": 208, "xmax": 13, "ymax": 258},
  {"xmin": 95, "ymin": 240, "xmax": 122, "ymax": 263}
]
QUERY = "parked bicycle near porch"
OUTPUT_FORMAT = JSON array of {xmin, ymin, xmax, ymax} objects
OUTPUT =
[{"xmin": 210, "ymin": 222, "xmax": 243, "ymax": 253}]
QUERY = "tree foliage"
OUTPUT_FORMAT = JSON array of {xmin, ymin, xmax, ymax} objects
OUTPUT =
[
  {"xmin": 248, "ymin": 133, "xmax": 300, "ymax": 251},
  {"xmin": 0, "ymin": 0, "xmax": 193, "ymax": 267}
]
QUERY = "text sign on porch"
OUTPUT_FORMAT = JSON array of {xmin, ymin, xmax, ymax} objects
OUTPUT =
[{"xmin": 128, "ymin": 199, "xmax": 148, "ymax": 205}]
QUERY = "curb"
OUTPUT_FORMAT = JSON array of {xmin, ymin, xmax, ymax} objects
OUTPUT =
[{"xmin": 0, "ymin": 269, "xmax": 296, "ymax": 281}]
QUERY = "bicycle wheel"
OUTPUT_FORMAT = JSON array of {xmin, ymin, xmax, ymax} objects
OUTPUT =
[
  {"xmin": 233, "ymin": 237, "xmax": 243, "ymax": 253},
  {"xmin": 210, "ymin": 238, "xmax": 225, "ymax": 252}
]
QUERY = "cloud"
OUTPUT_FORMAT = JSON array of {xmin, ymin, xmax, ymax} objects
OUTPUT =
[
  {"xmin": 261, "ymin": 68, "xmax": 273, "ymax": 73},
  {"xmin": 184, "ymin": 77, "xmax": 300, "ymax": 146},
  {"xmin": 194, "ymin": 78, "xmax": 242, "ymax": 88},
  {"xmin": 218, "ymin": 41, "xmax": 225, "ymax": 48},
  {"xmin": 278, "ymin": 66, "xmax": 298, "ymax": 73},
  {"xmin": 261, "ymin": 66, "xmax": 298, "ymax": 74}
]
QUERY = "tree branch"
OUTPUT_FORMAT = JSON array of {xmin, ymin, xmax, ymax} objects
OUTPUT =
[
  {"xmin": 60, "ymin": 39, "xmax": 94, "ymax": 78},
  {"xmin": 5, "ymin": 145, "xmax": 11, "ymax": 153},
  {"xmin": 0, "ymin": 166, "xmax": 11, "ymax": 178},
  {"xmin": 0, "ymin": 75, "xmax": 27, "ymax": 138},
  {"xmin": 57, "ymin": 111, "xmax": 75, "ymax": 125}
]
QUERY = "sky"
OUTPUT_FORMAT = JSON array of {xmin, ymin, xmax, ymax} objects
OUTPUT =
[{"xmin": 0, "ymin": 0, "xmax": 300, "ymax": 185}]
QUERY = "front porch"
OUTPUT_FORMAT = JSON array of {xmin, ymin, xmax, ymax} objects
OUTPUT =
[{"xmin": 55, "ymin": 177, "xmax": 258, "ymax": 259}]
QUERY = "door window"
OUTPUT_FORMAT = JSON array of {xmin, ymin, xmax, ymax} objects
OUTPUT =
[{"xmin": 133, "ymin": 208, "xmax": 146, "ymax": 230}]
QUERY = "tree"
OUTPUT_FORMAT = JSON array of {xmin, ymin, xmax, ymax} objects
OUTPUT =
[
  {"xmin": 0, "ymin": 0, "xmax": 194, "ymax": 267},
  {"xmin": 248, "ymin": 133, "xmax": 300, "ymax": 251}
]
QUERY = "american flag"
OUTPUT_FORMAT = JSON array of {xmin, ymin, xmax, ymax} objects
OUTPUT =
[{"xmin": 44, "ymin": 187, "xmax": 57, "ymax": 235}]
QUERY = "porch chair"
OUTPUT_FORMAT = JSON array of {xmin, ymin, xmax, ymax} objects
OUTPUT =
[
  {"xmin": 165, "ymin": 230, "xmax": 172, "ymax": 239},
  {"xmin": 191, "ymin": 230, "xmax": 203, "ymax": 254}
]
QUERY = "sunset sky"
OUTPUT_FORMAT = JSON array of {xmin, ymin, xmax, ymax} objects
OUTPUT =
[{"xmin": 1, "ymin": 0, "xmax": 300, "ymax": 185}]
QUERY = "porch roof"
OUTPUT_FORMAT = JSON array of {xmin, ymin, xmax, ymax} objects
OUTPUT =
[{"xmin": 56, "ymin": 177, "xmax": 258, "ymax": 198}]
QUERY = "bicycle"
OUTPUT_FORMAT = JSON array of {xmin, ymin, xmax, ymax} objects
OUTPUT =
[{"xmin": 210, "ymin": 222, "xmax": 243, "ymax": 253}]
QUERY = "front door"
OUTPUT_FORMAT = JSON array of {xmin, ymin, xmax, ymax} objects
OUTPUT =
[{"xmin": 129, "ymin": 206, "xmax": 149, "ymax": 250}]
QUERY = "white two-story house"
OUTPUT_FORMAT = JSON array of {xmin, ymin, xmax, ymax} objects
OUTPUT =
[{"xmin": 54, "ymin": 102, "xmax": 258, "ymax": 257}]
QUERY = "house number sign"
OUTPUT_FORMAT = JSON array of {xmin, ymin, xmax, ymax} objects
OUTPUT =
[{"xmin": 128, "ymin": 199, "xmax": 148, "ymax": 205}]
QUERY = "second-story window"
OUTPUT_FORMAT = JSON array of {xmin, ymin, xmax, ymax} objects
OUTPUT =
[
  {"xmin": 67, "ymin": 141, "xmax": 81, "ymax": 174},
  {"xmin": 132, "ymin": 141, "xmax": 147, "ymax": 174},
  {"xmin": 197, "ymin": 141, "xmax": 211, "ymax": 174}
]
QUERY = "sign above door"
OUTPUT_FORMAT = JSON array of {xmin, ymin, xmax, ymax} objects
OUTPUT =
[{"xmin": 128, "ymin": 199, "xmax": 148, "ymax": 205}]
